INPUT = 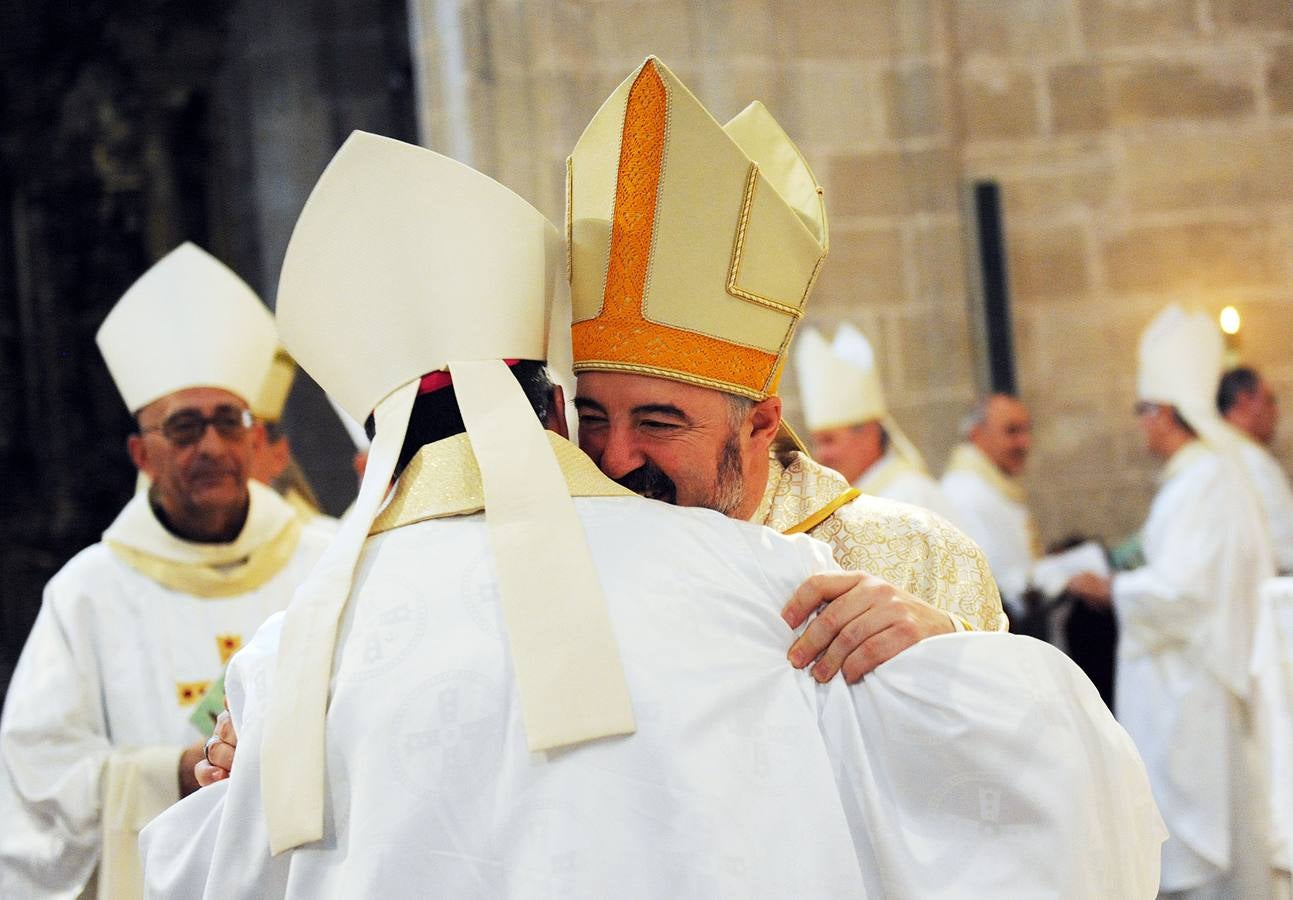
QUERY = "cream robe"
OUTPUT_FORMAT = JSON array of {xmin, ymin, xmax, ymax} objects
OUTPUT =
[
  {"xmin": 755, "ymin": 448, "xmax": 1007, "ymax": 632},
  {"xmin": 140, "ymin": 435, "xmax": 1163, "ymax": 899},
  {"xmin": 1113, "ymin": 442, "xmax": 1276, "ymax": 896},
  {"xmin": 1252, "ymin": 577, "xmax": 1293, "ymax": 895},
  {"xmin": 855, "ymin": 448, "xmax": 960, "ymax": 523},
  {"xmin": 0, "ymin": 481, "xmax": 332, "ymax": 900},
  {"xmin": 940, "ymin": 443, "xmax": 1038, "ymax": 609},
  {"xmin": 1233, "ymin": 432, "xmax": 1293, "ymax": 575}
]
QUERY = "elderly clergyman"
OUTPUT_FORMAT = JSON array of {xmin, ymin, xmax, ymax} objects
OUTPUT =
[
  {"xmin": 0, "ymin": 244, "xmax": 333, "ymax": 898},
  {"xmin": 1067, "ymin": 306, "xmax": 1276, "ymax": 897},
  {"xmin": 940, "ymin": 393, "xmax": 1037, "ymax": 611},
  {"xmin": 793, "ymin": 321, "xmax": 958, "ymax": 521},
  {"xmin": 1218, "ymin": 366, "xmax": 1293, "ymax": 574},
  {"xmin": 565, "ymin": 58, "xmax": 1005, "ymax": 671},
  {"xmin": 140, "ymin": 122, "xmax": 1164, "ymax": 899}
]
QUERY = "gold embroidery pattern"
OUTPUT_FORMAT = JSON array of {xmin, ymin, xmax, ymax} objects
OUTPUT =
[
  {"xmin": 216, "ymin": 634, "xmax": 243, "ymax": 665},
  {"xmin": 176, "ymin": 681, "xmax": 212, "ymax": 707},
  {"xmin": 758, "ymin": 450, "xmax": 1006, "ymax": 632},
  {"xmin": 570, "ymin": 59, "xmax": 782, "ymax": 398}
]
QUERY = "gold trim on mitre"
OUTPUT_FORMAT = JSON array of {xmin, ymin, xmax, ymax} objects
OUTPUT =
[{"xmin": 567, "ymin": 57, "xmax": 828, "ymax": 402}]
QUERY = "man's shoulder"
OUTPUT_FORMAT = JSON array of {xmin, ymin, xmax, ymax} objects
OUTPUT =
[
  {"xmin": 827, "ymin": 492, "xmax": 972, "ymax": 553},
  {"xmin": 45, "ymin": 541, "xmax": 127, "ymax": 594}
]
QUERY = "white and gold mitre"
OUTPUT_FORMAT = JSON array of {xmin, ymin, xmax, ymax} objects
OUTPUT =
[
  {"xmin": 263, "ymin": 131, "xmax": 633, "ymax": 855},
  {"xmin": 795, "ymin": 323, "xmax": 887, "ymax": 431},
  {"xmin": 794, "ymin": 322, "xmax": 927, "ymax": 472},
  {"xmin": 95, "ymin": 242, "xmax": 277, "ymax": 412},
  {"xmin": 567, "ymin": 56, "xmax": 828, "ymax": 401},
  {"xmin": 251, "ymin": 346, "xmax": 296, "ymax": 422},
  {"xmin": 1137, "ymin": 304, "xmax": 1225, "ymax": 436}
]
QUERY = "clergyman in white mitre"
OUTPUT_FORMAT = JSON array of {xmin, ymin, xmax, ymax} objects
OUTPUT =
[
  {"xmin": 793, "ymin": 322, "xmax": 958, "ymax": 521},
  {"xmin": 0, "ymin": 243, "xmax": 334, "ymax": 900},
  {"xmin": 137, "ymin": 129, "xmax": 1165, "ymax": 900},
  {"xmin": 1066, "ymin": 305, "xmax": 1276, "ymax": 899}
]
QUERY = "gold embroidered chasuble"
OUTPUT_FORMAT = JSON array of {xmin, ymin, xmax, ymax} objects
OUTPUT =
[{"xmin": 752, "ymin": 449, "xmax": 1007, "ymax": 632}]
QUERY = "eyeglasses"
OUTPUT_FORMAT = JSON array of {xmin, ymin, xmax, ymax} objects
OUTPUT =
[{"xmin": 141, "ymin": 406, "xmax": 254, "ymax": 447}]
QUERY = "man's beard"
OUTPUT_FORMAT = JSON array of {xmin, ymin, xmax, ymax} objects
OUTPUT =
[{"xmin": 615, "ymin": 431, "xmax": 746, "ymax": 516}]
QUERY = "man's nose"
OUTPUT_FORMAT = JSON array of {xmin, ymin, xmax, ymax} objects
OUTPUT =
[
  {"xmin": 597, "ymin": 426, "xmax": 646, "ymax": 480},
  {"xmin": 192, "ymin": 420, "xmax": 229, "ymax": 455}
]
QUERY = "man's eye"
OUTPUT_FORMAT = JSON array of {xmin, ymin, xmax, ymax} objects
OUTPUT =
[
  {"xmin": 640, "ymin": 420, "xmax": 679, "ymax": 431},
  {"xmin": 578, "ymin": 415, "xmax": 608, "ymax": 427}
]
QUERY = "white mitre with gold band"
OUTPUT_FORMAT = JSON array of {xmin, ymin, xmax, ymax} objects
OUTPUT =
[
  {"xmin": 567, "ymin": 56, "xmax": 827, "ymax": 408},
  {"xmin": 1137, "ymin": 304, "xmax": 1229, "ymax": 447},
  {"xmin": 96, "ymin": 242, "xmax": 277, "ymax": 412},
  {"xmin": 262, "ymin": 131, "xmax": 634, "ymax": 854},
  {"xmin": 794, "ymin": 322, "xmax": 928, "ymax": 473}
]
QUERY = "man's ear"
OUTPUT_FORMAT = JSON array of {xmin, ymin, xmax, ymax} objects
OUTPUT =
[
  {"xmin": 748, "ymin": 396, "xmax": 782, "ymax": 450},
  {"xmin": 545, "ymin": 385, "xmax": 570, "ymax": 439},
  {"xmin": 127, "ymin": 433, "xmax": 148, "ymax": 474}
]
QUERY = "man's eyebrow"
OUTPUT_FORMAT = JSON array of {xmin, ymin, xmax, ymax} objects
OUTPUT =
[
  {"xmin": 631, "ymin": 404, "xmax": 690, "ymax": 422},
  {"xmin": 573, "ymin": 397, "xmax": 607, "ymax": 413}
]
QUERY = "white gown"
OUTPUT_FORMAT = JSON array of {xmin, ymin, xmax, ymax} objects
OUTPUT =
[
  {"xmin": 1235, "ymin": 434, "xmax": 1293, "ymax": 575},
  {"xmin": 1252, "ymin": 577, "xmax": 1293, "ymax": 897},
  {"xmin": 141, "ymin": 492, "xmax": 1164, "ymax": 899},
  {"xmin": 855, "ymin": 449, "xmax": 960, "ymax": 523},
  {"xmin": 1112, "ymin": 442, "xmax": 1276, "ymax": 896},
  {"xmin": 940, "ymin": 444, "xmax": 1037, "ymax": 608},
  {"xmin": 0, "ymin": 482, "xmax": 332, "ymax": 899}
]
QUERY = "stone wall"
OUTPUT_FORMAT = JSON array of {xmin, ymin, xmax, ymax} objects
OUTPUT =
[{"xmin": 408, "ymin": 0, "xmax": 1293, "ymax": 545}]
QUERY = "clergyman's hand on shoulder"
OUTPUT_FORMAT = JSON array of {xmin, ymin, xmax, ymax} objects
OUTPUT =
[
  {"xmin": 195, "ymin": 706, "xmax": 238, "ymax": 788},
  {"xmin": 781, "ymin": 572, "xmax": 955, "ymax": 684}
]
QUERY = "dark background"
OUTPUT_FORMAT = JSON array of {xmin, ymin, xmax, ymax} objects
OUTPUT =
[{"xmin": 0, "ymin": 0, "xmax": 418, "ymax": 708}]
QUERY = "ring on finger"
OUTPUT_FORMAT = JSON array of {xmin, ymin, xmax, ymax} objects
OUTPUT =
[{"xmin": 204, "ymin": 734, "xmax": 221, "ymax": 766}]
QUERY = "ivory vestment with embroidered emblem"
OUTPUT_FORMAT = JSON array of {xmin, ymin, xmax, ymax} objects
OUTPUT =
[{"xmin": 0, "ymin": 481, "xmax": 331, "ymax": 899}]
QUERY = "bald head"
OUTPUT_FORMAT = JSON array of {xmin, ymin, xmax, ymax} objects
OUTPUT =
[{"xmin": 967, "ymin": 394, "xmax": 1032, "ymax": 477}]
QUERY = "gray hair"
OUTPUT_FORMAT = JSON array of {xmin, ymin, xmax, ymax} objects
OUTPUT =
[{"xmin": 959, "ymin": 396, "xmax": 992, "ymax": 440}]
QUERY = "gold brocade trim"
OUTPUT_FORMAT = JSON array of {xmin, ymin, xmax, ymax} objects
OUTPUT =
[
  {"xmin": 571, "ymin": 359, "xmax": 768, "ymax": 401},
  {"xmin": 724, "ymin": 163, "xmax": 808, "ymax": 319},
  {"xmin": 177, "ymin": 681, "xmax": 211, "ymax": 707},
  {"xmin": 105, "ymin": 517, "xmax": 304, "ymax": 599},
  {"xmin": 216, "ymin": 634, "xmax": 243, "ymax": 664},
  {"xmin": 565, "ymin": 155, "xmax": 574, "ymax": 284},
  {"xmin": 784, "ymin": 487, "xmax": 860, "ymax": 535},
  {"xmin": 370, "ymin": 432, "xmax": 634, "ymax": 535}
]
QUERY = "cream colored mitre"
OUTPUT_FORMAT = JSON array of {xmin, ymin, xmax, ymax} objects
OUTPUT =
[
  {"xmin": 1137, "ymin": 304, "xmax": 1227, "ymax": 441},
  {"xmin": 264, "ymin": 130, "xmax": 634, "ymax": 854},
  {"xmin": 567, "ymin": 56, "xmax": 827, "ymax": 401},
  {"xmin": 794, "ymin": 322, "xmax": 928, "ymax": 473},
  {"xmin": 251, "ymin": 347, "xmax": 296, "ymax": 422},
  {"xmin": 96, "ymin": 242, "xmax": 276, "ymax": 412}
]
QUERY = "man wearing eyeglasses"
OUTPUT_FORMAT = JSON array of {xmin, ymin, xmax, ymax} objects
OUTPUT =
[{"xmin": 0, "ymin": 243, "xmax": 333, "ymax": 900}]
